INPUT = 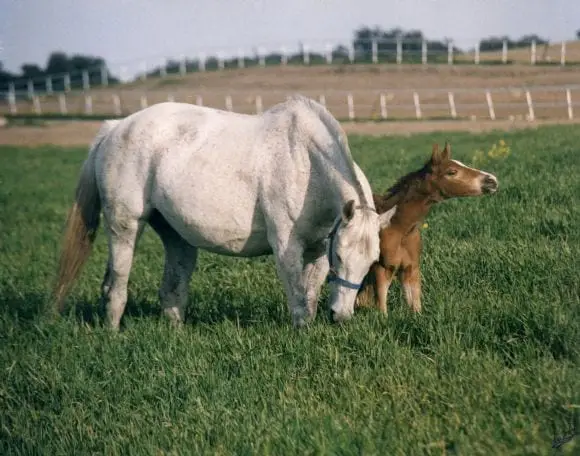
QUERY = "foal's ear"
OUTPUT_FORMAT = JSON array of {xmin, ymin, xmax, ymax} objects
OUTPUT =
[
  {"xmin": 342, "ymin": 199, "xmax": 356, "ymax": 223},
  {"xmin": 431, "ymin": 143, "xmax": 441, "ymax": 165},
  {"xmin": 431, "ymin": 141, "xmax": 451, "ymax": 165},
  {"xmin": 442, "ymin": 141, "xmax": 451, "ymax": 160}
]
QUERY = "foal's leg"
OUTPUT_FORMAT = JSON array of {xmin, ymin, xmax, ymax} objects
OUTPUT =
[
  {"xmin": 354, "ymin": 265, "xmax": 377, "ymax": 309},
  {"xmin": 101, "ymin": 217, "xmax": 145, "ymax": 330},
  {"xmin": 148, "ymin": 210, "xmax": 198, "ymax": 325},
  {"xmin": 400, "ymin": 231, "xmax": 422, "ymax": 313},
  {"xmin": 399, "ymin": 265, "xmax": 421, "ymax": 313},
  {"xmin": 375, "ymin": 264, "xmax": 395, "ymax": 314}
]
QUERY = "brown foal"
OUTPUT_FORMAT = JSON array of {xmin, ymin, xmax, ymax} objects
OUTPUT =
[{"xmin": 355, "ymin": 142, "xmax": 499, "ymax": 314}]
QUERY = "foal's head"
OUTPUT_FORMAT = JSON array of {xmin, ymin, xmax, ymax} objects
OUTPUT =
[{"xmin": 426, "ymin": 142, "xmax": 498, "ymax": 199}]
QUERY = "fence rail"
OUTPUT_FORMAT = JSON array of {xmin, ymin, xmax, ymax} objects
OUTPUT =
[
  {"xmin": 2, "ymin": 38, "xmax": 578, "ymax": 99},
  {"xmin": 2, "ymin": 84, "xmax": 578, "ymax": 123}
]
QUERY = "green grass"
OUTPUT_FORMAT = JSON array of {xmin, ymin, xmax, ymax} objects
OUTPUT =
[{"xmin": 1, "ymin": 126, "xmax": 579, "ymax": 455}]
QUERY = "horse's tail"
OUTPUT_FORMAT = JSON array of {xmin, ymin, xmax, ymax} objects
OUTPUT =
[{"xmin": 53, "ymin": 120, "xmax": 117, "ymax": 312}]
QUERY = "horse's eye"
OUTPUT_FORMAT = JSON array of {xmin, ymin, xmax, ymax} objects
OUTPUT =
[{"xmin": 446, "ymin": 169, "xmax": 458, "ymax": 176}]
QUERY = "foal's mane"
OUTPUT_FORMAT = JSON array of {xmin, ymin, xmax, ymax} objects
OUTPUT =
[{"xmin": 374, "ymin": 160, "xmax": 432, "ymax": 213}]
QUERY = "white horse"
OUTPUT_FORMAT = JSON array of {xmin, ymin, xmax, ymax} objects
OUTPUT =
[{"xmin": 54, "ymin": 95, "xmax": 388, "ymax": 329}]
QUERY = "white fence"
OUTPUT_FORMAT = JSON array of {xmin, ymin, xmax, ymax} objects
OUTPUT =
[
  {"xmin": 4, "ymin": 84, "xmax": 578, "ymax": 122},
  {"xmin": 1, "ymin": 38, "xmax": 575, "ymax": 100}
]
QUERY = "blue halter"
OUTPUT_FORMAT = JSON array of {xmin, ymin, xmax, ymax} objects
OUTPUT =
[{"xmin": 325, "ymin": 210, "xmax": 371, "ymax": 291}]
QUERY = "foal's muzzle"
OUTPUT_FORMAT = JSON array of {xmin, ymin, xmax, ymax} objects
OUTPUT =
[{"xmin": 481, "ymin": 175, "xmax": 498, "ymax": 194}]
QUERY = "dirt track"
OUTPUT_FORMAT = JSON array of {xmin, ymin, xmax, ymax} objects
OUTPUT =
[{"xmin": 2, "ymin": 118, "xmax": 580, "ymax": 147}]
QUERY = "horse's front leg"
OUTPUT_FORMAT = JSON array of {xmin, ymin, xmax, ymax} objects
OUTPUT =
[
  {"xmin": 399, "ymin": 264, "xmax": 422, "ymax": 313},
  {"xmin": 271, "ymin": 235, "xmax": 328, "ymax": 328}
]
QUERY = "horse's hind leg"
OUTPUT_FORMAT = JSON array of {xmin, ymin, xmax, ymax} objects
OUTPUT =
[
  {"xmin": 101, "ymin": 217, "xmax": 145, "ymax": 330},
  {"xmin": 148, "ymin": 210, "xmax": 198, "ymax": 325}
]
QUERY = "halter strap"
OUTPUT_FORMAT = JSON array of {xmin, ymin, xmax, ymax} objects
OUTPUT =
[{"xmin": 326, "ymin": 204, "xmax": 376, "ymax": 290}]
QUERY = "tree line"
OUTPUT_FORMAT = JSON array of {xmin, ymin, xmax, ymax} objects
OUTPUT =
[{"xmin": 1, "ymin": 26, "xmax": 575, "ymax": 93}]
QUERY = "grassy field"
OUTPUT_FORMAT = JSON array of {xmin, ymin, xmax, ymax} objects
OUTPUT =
[{"xmin": 0, "ymin": 126, "xmax": 579, "ymax": 455}]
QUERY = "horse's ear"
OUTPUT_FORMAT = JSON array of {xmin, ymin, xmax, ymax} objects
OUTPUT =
[
  {"xmin": 442, "ymin": 141, "xmax": 451, "ymax": 160},
  {"xmin": 378, "ymin": 206, "xmax": 396, "ymax": 230},
  {"xmin": 342, "ymin": 199, "xmax": 356, "ymax": 222}
]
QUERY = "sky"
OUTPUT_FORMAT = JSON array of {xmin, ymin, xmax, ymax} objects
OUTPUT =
[{"xmin": 1, "ymin": 0, "xmax": 579, "ymax": 80}]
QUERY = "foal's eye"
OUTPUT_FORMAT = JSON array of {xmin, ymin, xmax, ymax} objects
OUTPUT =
[{"xmin": 446, "ymin": 169, "xmax": 458, "ymax": 176}]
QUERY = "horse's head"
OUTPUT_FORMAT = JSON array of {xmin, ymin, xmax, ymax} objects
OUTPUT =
[
  {"xmin": 327, "ymin": 200, "xmax": 380, "ymax": 323},
  {"xmin": 427, "ymin": 142, "xmax": 498, "ymax": 199}
]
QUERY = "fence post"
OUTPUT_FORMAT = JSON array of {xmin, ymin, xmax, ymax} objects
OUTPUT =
[
  {"xmin": 318, "ymin": 94, "xmax": 326, "ymax": 107},
  {"xmin": 225, "ymin": 95, "xmax": 233, "ymax": 111},
  {"xmin": 258, "ymin": 47, "xmax": 266, "ymax": 67},
  {"xmin": 159, "ymin": 60, "xmax": 167, "ymax": 78},
  {"xmin": 303, "ymin": 44, "xmax": 310, "ymax": 65},
  {"xmin": 119, "ymin": 67, "xmax": 127, "ymax": 84},
  {"xmin": 167, "ymin": 93, "xmax": 175, "ymax": 102},
  {"xmin": 199, "ymin": 53, "xmax": 206, "ymax": 72},
  {"xmin": 421, "ymin": 40, "xmax": 427, "ymax": 65},
  {"xmin": 325, "ymin": 43, "xmax": 332, "ymax": 64},
  {"xmin": 180, "ymin": 56, "xmax": 187, "ymax": 76},
  {"xmin": 8, "ymin": 90, "xmax": 17, "ymax": 114},
  {"xmin": 59, "ymin": 93, "xmax": 67, "ymax": 114},
  {"xmin": 474, "ymin": 42, "xmax": 480, "ymax": 65},
  {"xmin": 140, "ymin": 94, "xmax": 148, "ymax": 110},
  {"xmin": 281, "ymin": 46, "xmax": 287, "ymax": 65},
  {"xmin": 82, "ymin": 70, "xmax": 90, "ymax": 90},
  {"xmin": 238, "ymin": 49, "xmax": 245, "ymax": 68},
  {"xmin": 566, "ymin": 88, "xmax": 573, "ymax": 119},
  {"xmin": 85, "ymin": 94, "xmax": 93, "ymax": 115},
  {"xmin": 447, "ymin": 41, "xmax": 453, "ymax": 65},
  {"xmin": 32, "ymin": 95, "xmax": 41, "ymax": 114},
  {"xmin": 560, "ymin": 41, "xmax": 566, "ymax": 66},
  {"xmin": 196, "ymin": 95, "xmax": 203, "ymax": 106},
  {"xmin": 8, "ymin": 81, "xmax": 15, "ymax": 101},
  {"xmin": 448, "ymin": 91, "xmax": 457, "ymax": 118},
  {"xmin": 348, "ymin": 44, "xmax": 355, "ymax": 63},
  {"xmin": 101, "ymin": 66, "xmax": 108, "ymax": 87},
  {"xmin": 64, "ymin": 73, "xmax": 71, "ymax": 92},
  {"xmin": 396, "ymin": 36, "xmax": 402, "ymax": 64},
  {"xmin": 46, "ymin": 76, "xmax": 53, "ymax": 95},
  {"xmin": 530, "ymin": 40, "xmax": 536, "ymax": 65},
  {"xmin": 112, "ymin": 94, "xmax": 121, "ymax": 115},
  {"xmin": 255, "ymin": 95, "xmax": 263, "ymax": 114},
  {"xmin": 27, "ymin": 79, "xmax": 34, "ymax": 99},
  {"xmin": 217, "ymin": 52, "xmax": 224, "ymax": 70},
  {"xmin": 502, "ymin": 40, "xmax": 508, "ymax": 64},
  {"xmin": 380, "ymin": 92, "xmax": 387, "ymax": 119},
  {"xmin": 413, "ymin": 92, "xmax": 422, "ymax": 119},
  {"xmin": 485, "ymin": 90, "xmax": 496, "ymax": 120},
  {"xmin": 140, "ymin": 62, "xmax": 147, "ymax": 81},
  {"xmin": 371, "ymin": 40, "xmax": 378, "ymax": 63},
  {"xmin": 525, "ymin": 90, "xmax": 535, "ymax": 121},
  {"xmin": 347, "ymin": 93, "xmax": 355, "ymax": 120}
]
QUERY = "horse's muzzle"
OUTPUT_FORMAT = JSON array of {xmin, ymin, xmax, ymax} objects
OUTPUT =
[{"xmin": 481, "ymin": 175, "xmax": 498, "ymax": 194}]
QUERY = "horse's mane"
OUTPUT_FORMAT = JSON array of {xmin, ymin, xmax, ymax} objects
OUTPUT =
[
  {"xmin": 284, "ymin": 94, "xmax": 370, "ymax": 206},
  {"xmin": 374, "ymin": 160, "xmax": 432, "ymax": 213}
]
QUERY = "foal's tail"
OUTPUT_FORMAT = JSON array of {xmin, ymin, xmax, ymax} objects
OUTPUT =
[{"xmin": 53, "ymin": 120, "xmax": 117, "ymax": 312}]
